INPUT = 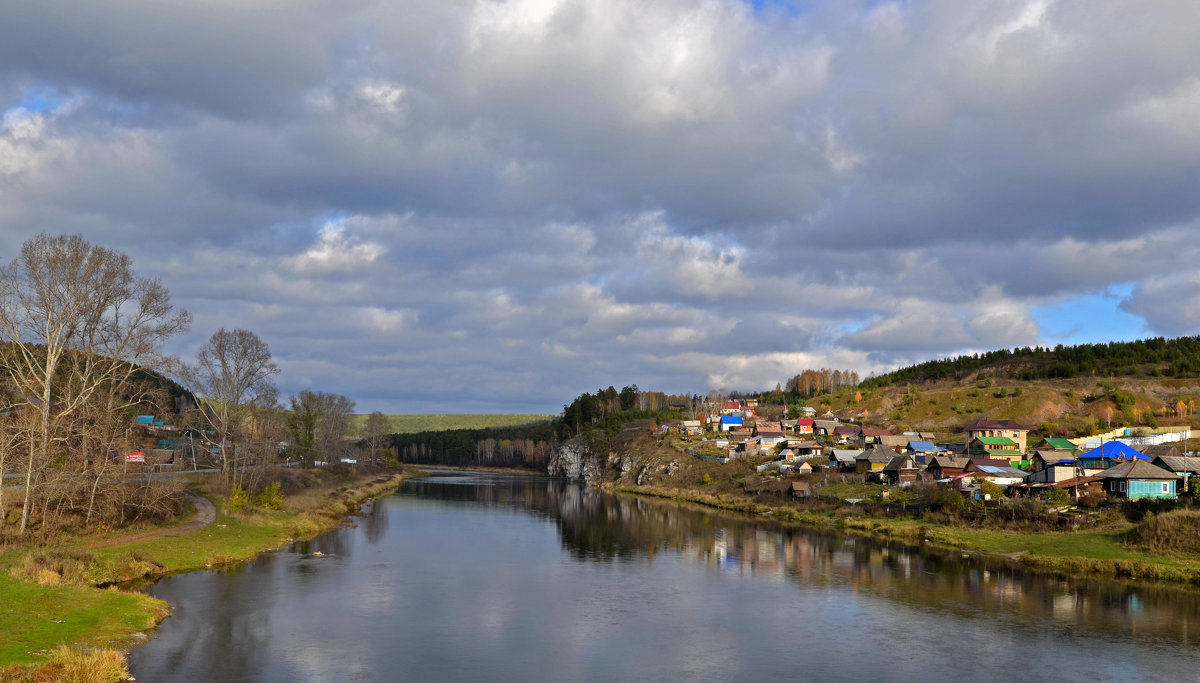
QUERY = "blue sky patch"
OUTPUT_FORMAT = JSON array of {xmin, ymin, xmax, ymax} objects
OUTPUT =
[{"xmin": 1032, "ymin": 283, "xmax": 1146, "ymax": 346}]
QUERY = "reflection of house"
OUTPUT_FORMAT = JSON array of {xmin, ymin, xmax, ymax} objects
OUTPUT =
[
  {"xmin": 1098, "ymin": 460, "xmax": 1179, "ymax": 500},
  {"xmin": 966, "ymin": 417, "xmax": 1030, "ymax": 452}
]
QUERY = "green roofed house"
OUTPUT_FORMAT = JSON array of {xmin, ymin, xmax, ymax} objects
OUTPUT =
[
  {"xmin": 1098, "ymin": 459, "xmax": 1180, "ymax": 500},
  {"xmin": 1035, "ymin": 437, "xmax": 1080, "ymax": 455},
  {"xmin": 967, "ymin": 436, "xmax": 1024, "ymax": 464}
]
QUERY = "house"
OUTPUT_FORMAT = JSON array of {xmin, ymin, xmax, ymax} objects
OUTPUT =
[
  {"xmin": 926, "ymin": 455, "xmax": 969, "ymax": 479},
  {"xmin": 1097, "ymin": 459, "xmax": 1180, "ymax": 500},
  {"xmin": 962, "ymin": 460, "xmax": 1028, "ymax": 487},
  {"xmin": 1025, "ymin": 458, "xmax": 1080, "ymax": 484},
  {"xmin": 754, "ymin": 421, "xmax": 786, "ymax": 447},
  {"xmin": 967, "ymin": 436, "xmax": 1024, "ymax": 463},
  {"xmin": 1077, "ymin": 441, "xmax": 1151, "ymax": 470},
  {"xmin": 1030, "ymin": 450, "xmax": 1077, "ymax": 473},
  {"xmin": 790, "ymin": 480, "xmax": 812, "ymax": 497},
  {"xmin": 966, "ymin": 417, "xmax": 1030, "ymax": 452},
  {"xmin": 719, "ymin": 415, "xmax": 744, "ymax": 432},
  {"xmin": 1034, "ymin": 437, "xmax": 1080, "ymax": 455},
  {"xmin": 797, "ymin": 406, "xmax": 817, "ymax": 417},
  {"xmin": 1139, "ymin": 444, "xmax": 1182, "ymax": 461},
  {"xmin": 794, "ymin": 419, "xmax": 815, "ymax": 434},
  {"xmin": 877, "ymin": 434, "xmax": 911, "ymax": 452},
  {"xmin": 906, "ymin": 440, "xmax": 947, "ymax": 463},
  {"xmin": 680, "ymin": 420, "xmax": 703, "ymax": 435},
  {"xmin": 721, "ymin": 401, "xmax": 743, "ymax": 416},
  {"xmin": 1150, "ymin": 455, "xmax": 1200, "ymax": 493},
  {"xmin": 855, "ymin": 444, "xmax": 895, "ymax": 475},
  {"xmin": 791, "ymin": 460, "xmax": 814, "ymax": 475},
  {"xmin": 813, "ymin": 420, "xmax": 841, "ymax": 437},
  {"xmin": 882, "ymin": 455, "xmax": 920, "ymax": 485},
  {"xmin": 861, "ymin": 428, "xmax": 893, "ymax": 445},
  {"xmin": 830, "ymin": 449, "xmax": 864, "ymax": 471},
  {"xmin": 834, "ymin": 425, "xmax": 862, "ymax": 443}
]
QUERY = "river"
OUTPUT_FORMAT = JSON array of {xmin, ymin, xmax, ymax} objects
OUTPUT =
[{"xmin": 128, "ymin": 472, "xmax": 1200, "ymax": 682}]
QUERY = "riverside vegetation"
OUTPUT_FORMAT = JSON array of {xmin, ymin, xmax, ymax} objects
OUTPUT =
[{"xmin": 0, "ymin": 464, "xmax": 417, "ymax": 682}]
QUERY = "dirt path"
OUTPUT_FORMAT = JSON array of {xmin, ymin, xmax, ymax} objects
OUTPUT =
[{"xmin": 79, "ymin": 492, "xmax": 217, "ymax": 551}]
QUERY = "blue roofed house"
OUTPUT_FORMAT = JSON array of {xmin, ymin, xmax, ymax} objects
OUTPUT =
[
  {"xmin": 906, "ymin": 440, "xmax": 947, "ymax": 463},
  {"xmin": 1078, "ymin": 441, "xmax": 1151, "ymax": 470},
  {"xmin": 719, "ymin": 415, "xmax": 744, "ymax": 432}
]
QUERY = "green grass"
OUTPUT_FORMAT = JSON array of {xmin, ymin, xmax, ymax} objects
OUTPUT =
[
  {"xmin": 349, "ymin": 413, "xmax": 554, "ymax": 434},
  {"xmin": 0, "ymin": 572, "xmax": 165, "ymax": 666}
]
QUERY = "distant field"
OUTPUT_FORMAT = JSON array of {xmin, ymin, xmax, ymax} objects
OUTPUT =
[{"xmin": 349, "ymin": 414, "xmax": 555, "ymax": 434}]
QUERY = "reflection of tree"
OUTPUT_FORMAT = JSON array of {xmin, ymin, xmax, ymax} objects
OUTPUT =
[
  {"xmin": 362, "ymin": 499, "xmax": 389, "ymax": 544},
  {"xmin": 403, "ymin": 475, "xmax": 1200, "ymax": 644}
]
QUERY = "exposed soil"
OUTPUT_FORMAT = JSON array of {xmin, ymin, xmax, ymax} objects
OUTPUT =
[{"xmin": 79, "ymin": 492, "xmax": 217, "ymax": 551}]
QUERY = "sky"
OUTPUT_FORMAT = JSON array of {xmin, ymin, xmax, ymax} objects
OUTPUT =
[{"xmin": 2, "ymin": 0, "xmax": 1200, "ymax": 414}]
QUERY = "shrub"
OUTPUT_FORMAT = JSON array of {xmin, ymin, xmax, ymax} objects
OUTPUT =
[
  {"xmin": 700, "ymin": 472, "xmax": 712, "ymax": 485},
  {"xmin": 1126, "ymin": 509, "xmax": 1200, "ymax": 555},
  {"xmin": 979, "ymin": 480, "xmax": 1004, "ymax": 499},
  {"xmin": 1045, "ymin": 487, "xmax": 1070, "ymax": 506},
  {"xmin": 253, "ymin": 481, "xmax": 283, "ymax": 510},
  {"xmin": 228, "ymin": 485, "xmax": 250, "ymax": 514}
]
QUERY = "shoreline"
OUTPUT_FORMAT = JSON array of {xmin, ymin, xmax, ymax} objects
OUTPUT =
[
  {"xmin": 606, "ymin": 482, "xmax": 1200, "ymax": 589},
  {"xmin": 0, "ymin": 467, "xmax": 418, "ymax": 681}
]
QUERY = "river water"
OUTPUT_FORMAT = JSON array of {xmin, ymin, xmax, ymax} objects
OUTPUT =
[{"xmin": 129, "ymin": 472, "xmax": 1200, "ymax": 682}]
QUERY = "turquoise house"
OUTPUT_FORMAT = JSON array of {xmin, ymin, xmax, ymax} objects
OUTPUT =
[{"xmin": 1098, "ymin": 460, "xmax": 1179, "ymax": 500}]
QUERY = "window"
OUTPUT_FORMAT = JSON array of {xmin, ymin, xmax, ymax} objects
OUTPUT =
[{"xmin": 1162, "ymin": 482, "xmax": 1170, "ymax": 494}]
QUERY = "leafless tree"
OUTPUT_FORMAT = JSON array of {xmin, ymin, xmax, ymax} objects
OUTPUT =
[
  {"xmin": 0, "ymin": 234, "xmax": 190, "ymax": 534},
  {"xmin": 287, "ymin": 390, "xmax": 355, "ymax": 467},
  {"xmin": 362, "ymin": 411, "xmax": 390, "ymax": 462},
  {"xmin": 183, "ymin": 328, "xmax": 279, "ymax": 489}
]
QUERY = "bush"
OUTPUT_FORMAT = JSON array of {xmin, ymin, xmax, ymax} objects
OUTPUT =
[
  {"xmin": 253, "ymin": 481, "xmax": 283, "ymax": 510},
  {"xmin": 979, "ymin": 480, "xmax": 1004, "ymax": 499},
  {"xmin": 1045, "ymin": 487, "xmax": 1070, "ymax": 506},
  {"xmin": 700, "ymin": 472, "xmax": 712, "ymax": 485},
  {"xmin": 227, "ymin": 485, "xmax": 250, "ymax": 514},
  {"xmin": 1127, "ymin": 509, "xmax": 1200, "ymax": 554}
]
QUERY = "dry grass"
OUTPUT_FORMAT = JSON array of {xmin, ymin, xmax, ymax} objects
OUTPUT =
[
  {"xmin": 1126, "ymin": 509, "xmax": 1200, "ymax": 556},
  {"xmin": 0, "ymin": 646, "xmax": 129, "ymax": 683}
]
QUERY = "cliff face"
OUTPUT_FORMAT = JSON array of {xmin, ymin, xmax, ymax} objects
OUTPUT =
[{"xmin": 547, "ymin": 426, "xmax": 682, "ymax": 486}]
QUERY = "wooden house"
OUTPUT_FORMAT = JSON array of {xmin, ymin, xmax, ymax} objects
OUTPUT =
[
  {"xmin": 882, "ymin": 455, "xmax": 920, "ymax": 485},
  {"xmin": 926, "ymin": 455, "xmax": 969, "ymax": 479},
  {"xmin": 1098, "ymin": 460, "xmax": 1180, "ymax": 500}
]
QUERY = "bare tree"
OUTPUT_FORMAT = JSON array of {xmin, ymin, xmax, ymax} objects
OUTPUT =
[
  {"xmin": 184, "ymin": 329, "xmax": 279, "ymax": 488},
  {"xmin": 0, "ymin": 234, "xmax": 190, "ymax": 534},
  {"xmin": 362, "ymin": 411, "xmax": 390, "ymax": 462},
  {"xmin": 287, "ymin": 390, "xmax": 355, "ymax": 467}
]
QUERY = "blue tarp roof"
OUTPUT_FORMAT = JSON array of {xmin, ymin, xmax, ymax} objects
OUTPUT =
[
  {"xmin": 136, "ymin": 415, "xmax": 154, "ymax": 424},
  {"xmin": 720, "ymin": 416, "xmax": 743, "ymax": 424},
  {"xmin": 1080, "ymin": 441, "xmax": 1151, "ymax": 461},
  {"xmin": 908, "ymin": 440, "xmax": 945, "ymax": 452}
]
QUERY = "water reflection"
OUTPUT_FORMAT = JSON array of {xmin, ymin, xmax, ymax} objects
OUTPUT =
[
  {"xmin": 406, "ymin": 473, "xmax": 1200, "ymax": 645},
  {"xmin": 130, "ymin": 473, "xmax": 1200, "ymax": 682}
]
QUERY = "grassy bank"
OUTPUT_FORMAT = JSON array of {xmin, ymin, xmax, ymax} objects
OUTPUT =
[
  {"xmin": 0, "ymin": 468, "xmax": 418, "ymax": 681},
  {"xmin": 612, "ymin": 484, "xmax": 1200, "ymax": 586}
]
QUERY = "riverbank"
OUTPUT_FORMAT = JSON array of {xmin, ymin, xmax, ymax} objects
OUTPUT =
[
  {"xmin": 0, "ymin": 467, "xmax": 419, "ymax": 682},
  {"xmin": 415, "ymin": 464, "xmax": 548, "ymax": 477},
  {"xmin": 610, "ymin": 483, "xmax": 1200, "ymax": 587}
]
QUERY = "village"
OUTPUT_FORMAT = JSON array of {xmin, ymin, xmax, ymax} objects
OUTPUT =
[{"xmin": 665, "ymin": 400, "xmax": 1198, "ymax": 504}]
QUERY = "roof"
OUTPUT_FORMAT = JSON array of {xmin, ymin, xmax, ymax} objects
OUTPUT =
[
  {"xmin": 795, "ymin": 419, "xmax": 815, "ymax": 427},
  {"xmin": 755, "ymin": 421, "xmax": 784, "ymax": 437},
  {"xmin": 908, "ymin": 440, "xmax": 946, "ymax": 452},
  {"xmin": 720, "ymin": 415, "xmax": 744, "ymax": 424},
  {"xmin": 831, "ymin": 449, "xmax": 864, "ymax": 462},
  {"xmin": 973, "ymin": 436, "xmax": 1018, "ymax": 447},
  {"xmin": 968, "ymin": 458, "xmax": 1015, "ymax": 469},
  {"xmin": 1080, "ymin": 441, "xmax": 1150, "ymax": 461},
  {"xmin": 722, "ymin": 401, "xmax": 741, "ymax": 410},
  {"xmin": 1040, "ymin": 438, "xmax": 1078, "ymax": 451},
  {"xmin": 835, "ymin": 425, "xmax": 861, "ymax": 435},
  {"xmin": 1049, "ymin": 475, "xmax": 1102, "ymax": 488},
  {"xmin": 971, "ymin": 465, "xmax": 1027, "ymax": 478},
  {"xmin": 927, "ymin": 455, "xmax": 970, "ymax": 469},
  {"xmin": 858, "ymin": 444, "xmax": 897, "ymax": 463},
  {"xmin": 883, "ymin": 455, "xmax": 917, "ymax": 471},
  {"xmin": 1098, "ymin": 459, "xmax": 1180, "ymax": 481},
  {"xmin": 966, "ymin": 417, "xmax": 1029, "ymax": 432},
  {"xmin": 1139, "ymin": 444, "xmax": 1181, "ymax": 459},
  {"xmin": 791, "ymin": 481, "xmax": 811, "ymax": 491},
  {"xmin": 1152, "ymin": 455, "xmax": 1200, "ymax": 474}
]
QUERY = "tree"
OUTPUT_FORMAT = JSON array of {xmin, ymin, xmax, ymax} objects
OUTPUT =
[
  {"xmin": 363, "ymin": 411, "xmax": 390, "ymax": 462},
  {"xmin": 287, "ymin": 390, "xmax": 355, "ymax": 467},
  {"xmin": 0, "ymin": 234, "xmax": 190, "ymax": 533},
  {"xmin": 185, "ymin": 329, "xmax": 279, "ymax": 487}
]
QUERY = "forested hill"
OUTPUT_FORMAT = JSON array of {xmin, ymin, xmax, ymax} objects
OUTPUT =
[{"xmin": 860, "ymin": 336, "xmax": 1200, "ymax": 388}]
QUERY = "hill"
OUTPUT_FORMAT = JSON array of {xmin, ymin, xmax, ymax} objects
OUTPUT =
[
  {"xmin": 351, "ymin": 413, "xmax": 554, "ymax": 434},
  {"xmin": 787, "ymin": 336, "xmax": 1200, "ymax": 438}
]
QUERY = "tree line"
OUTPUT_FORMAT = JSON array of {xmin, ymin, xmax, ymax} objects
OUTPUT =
[{"xmin": 0, "ymin": 234, "xmax": 373, "ymax": 540}]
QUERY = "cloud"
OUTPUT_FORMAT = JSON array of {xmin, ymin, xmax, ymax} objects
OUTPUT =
[{"xmin": 2, "ymin": 1, "xmax": 1200, "ymax": 411}]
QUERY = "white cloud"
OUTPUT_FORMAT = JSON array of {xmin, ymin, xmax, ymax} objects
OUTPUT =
[{"xmin": 286, "ymin": 220, "xmax": 385, "ymax": 275}]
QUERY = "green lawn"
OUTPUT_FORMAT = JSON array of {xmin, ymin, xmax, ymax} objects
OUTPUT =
[{"xmin": 350, "ymin": 413, "xmax": 554, "ymax": 434}]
